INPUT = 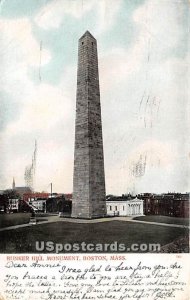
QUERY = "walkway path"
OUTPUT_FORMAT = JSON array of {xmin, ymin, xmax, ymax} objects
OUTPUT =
[
  {"xmin": 0, "ymin": 215, "xmax": 188, "ymax": 232},
  {"xmin": 58, "ymin": 216, "xmax": 189, "ymax": 228}
]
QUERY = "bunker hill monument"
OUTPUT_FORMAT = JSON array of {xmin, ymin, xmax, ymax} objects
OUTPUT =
[{"xmin": 71, "ymin": 31, "xmax": 107, "ymax": 219}]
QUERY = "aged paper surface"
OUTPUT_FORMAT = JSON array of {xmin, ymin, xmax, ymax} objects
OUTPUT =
[
  {"xmin": 0, "ymin": 254, "xmax": 190, "ymax": 300},
  {"xmin": 0, "ymin": 0, "xmax": 189, "ymax": 299}
]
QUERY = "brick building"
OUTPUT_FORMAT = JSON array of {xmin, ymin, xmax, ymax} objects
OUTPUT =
[{"xmin": 138, "ymin": 193, "xmax": 189, "ymax": 218}]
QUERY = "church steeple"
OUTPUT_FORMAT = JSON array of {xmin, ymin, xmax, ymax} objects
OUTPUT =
[{"xmin": 12, "ymin": 177, "xmax": 15, "ymax": 190}]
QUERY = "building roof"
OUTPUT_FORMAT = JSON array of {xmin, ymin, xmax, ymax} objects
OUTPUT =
[
  {"xmin": 15, "ymin": 187, "xmax": 32, "ymax": 192},
  {"xmin": 106, "ymin": 197, "xmax": 143, "ymax": 202},
  {"xmin": 14, "ymin": 187, "xmax": 32, "ymax": 198},
  {"xmin": 23, "ymin": 192, "xmax": 49, "ymax": 199},
  {"xmin": 64, "ymin": 193, "xmax": 72, "ymax": 200}
]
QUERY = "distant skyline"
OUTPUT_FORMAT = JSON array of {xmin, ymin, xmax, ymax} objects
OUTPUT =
[{"xmin": 0, "ymin": 0, "xmax": 189, "ymax": 194}]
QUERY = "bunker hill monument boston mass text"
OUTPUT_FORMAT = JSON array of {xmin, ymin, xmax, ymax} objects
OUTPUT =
[{"xmin": 71, "ymin": 31, "xmax": 107, "ymax": 219}]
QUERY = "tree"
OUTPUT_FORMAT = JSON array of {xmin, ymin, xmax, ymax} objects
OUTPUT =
[{"xmin": 3, "ymin": 189, "xmax": 21, "ymax": 199}]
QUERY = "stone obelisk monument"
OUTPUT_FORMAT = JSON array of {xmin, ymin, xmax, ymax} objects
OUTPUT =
[{"xmin": 71, "ymin": 31, "xmax": 107, "ymax": 219}]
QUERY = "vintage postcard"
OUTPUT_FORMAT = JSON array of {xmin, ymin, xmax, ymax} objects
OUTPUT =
[{"xmin": 0, "ymin": 0, "xmax": 189, "ymax": 299}]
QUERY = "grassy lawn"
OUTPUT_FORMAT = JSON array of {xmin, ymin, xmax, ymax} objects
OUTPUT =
[
  {"xmin": 133, "ymin": 215, "xmax": 189, "ymax": 226},
  {"xmin": 0, "ymin": 220, "xmax": 188, "ymax": 253},
  {"xmin": 0, "ymin": 213, "xmax": 31, "ymax": 228}
]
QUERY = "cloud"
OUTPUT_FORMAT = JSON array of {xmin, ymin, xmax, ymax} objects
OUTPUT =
[
  {"xmin": 0, "ymin": 18, "xmax": 51, "ymax": 68},
  {"xmin": 99, "ymin": 0, "xmax": 189, "ymax": 194},
  {"xmin": 35, "ymin": 0, "xmax": 122, "ymax": 32},
  {"xmin": 105, "ymin": 139, "xmax": 180, "ymax": 195},
  {"xmin": 1, "ymin": 60, "xmax": 76, "ymax": 191},
  {"xmin": 0, "ymin": 0, "xmax": 189, "ymax": 194},
  {"xmin": 0, "ymin": 91, "xmax": 21, "ymax": 130},
  {"xmin": 133, "ymin": 0, "xmax": 185, "ymax": 53},
  {"xmin": 0, "ymin": 17, "xmax": 51, "ymax": 102},
  {"xmin": 127, "ymin": 140, "xmax": 176, "ymax": 168},
  {"xmin": 35, "ymin": 0, "xmax": 95, "ymax": 29},
  {"xmin": 99, "ymin": 0, "xmax": 187, "ymax": 91},
  {"xmin": 94, "ymin": 0, "xmax": 123, "ymax": 34},
  {"xmin": 5, "ymin": 83, "xmax": 73, "ymax": 135},
  {"xmin": 0, "ymin": 17, "xmax": 66, "ymax": 190}
]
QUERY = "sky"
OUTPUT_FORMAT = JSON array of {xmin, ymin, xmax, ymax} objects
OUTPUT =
[{"xmin": 0, "ymin": 0, "xmax": 189, "ymax": 195}]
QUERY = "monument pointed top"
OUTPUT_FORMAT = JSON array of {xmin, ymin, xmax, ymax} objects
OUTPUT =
[{"xmin": 79, "ymin": 30, "xmax": 96, "ymax": 41}]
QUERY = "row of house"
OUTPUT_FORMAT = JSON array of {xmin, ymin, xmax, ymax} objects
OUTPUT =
[
  {"xmin": 106, "ymin": 193, "xmax": 189, "ymax": 218},
  {"xmin": 138, "ymin": 193, "xmax": 189, "ymax": 218},
  {"xmin": 0, "ymin": 192, "xmax": 72, "ymax": 214},
  {"xmin": 0, "ymin": 191, "xmax": 189, "ymax": 218}
]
